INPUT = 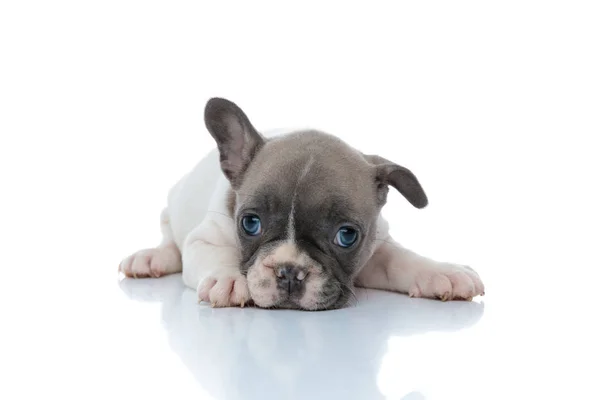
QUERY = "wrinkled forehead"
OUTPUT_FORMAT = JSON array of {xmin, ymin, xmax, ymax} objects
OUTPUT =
[{"xmin": 237, "ymin": 131, "xmax": 378, "ymax": 219}]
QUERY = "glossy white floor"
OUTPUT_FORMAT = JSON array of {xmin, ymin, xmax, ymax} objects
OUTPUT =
[{"xmin": 2, "ymin": 2, "xmax": 599, "ymax": 399}]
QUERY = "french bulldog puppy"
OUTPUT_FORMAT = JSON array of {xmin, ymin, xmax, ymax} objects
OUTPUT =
[{"xmin": 119, "ymin": 98, "xmax": 485, "ymax": 310}]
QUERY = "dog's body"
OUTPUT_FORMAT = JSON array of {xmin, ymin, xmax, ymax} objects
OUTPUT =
[{"xmin": 119, "ymin": 98, "xmax": 484, "ymax": 310}]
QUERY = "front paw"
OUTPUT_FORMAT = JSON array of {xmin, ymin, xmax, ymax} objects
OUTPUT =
[
  {"xmin": 409, "ymin": 264, "xmax": 485, "ymax": 301},
  {"xmin": 197, "ymin": 271, "xmax": 251, "ymax": 308}
]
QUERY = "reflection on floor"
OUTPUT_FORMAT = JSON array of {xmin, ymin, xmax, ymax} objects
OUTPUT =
[{"xmin": 119, "ymin": 274, "xmax": 484, "ymax": 400}]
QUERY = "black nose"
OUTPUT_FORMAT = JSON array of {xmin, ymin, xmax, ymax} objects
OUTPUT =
[{"xmin": 275, "ymin": 264, "xmax": 306, "ymax": 294}]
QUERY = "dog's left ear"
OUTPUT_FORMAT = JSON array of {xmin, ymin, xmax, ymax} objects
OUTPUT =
[
  {"xmin": 204, "ymin": 97, "xmax": 265, "ymax": 187},
  {"xmin": 364, "ymin": 154, "xmax": 428, "ymax": 208}
]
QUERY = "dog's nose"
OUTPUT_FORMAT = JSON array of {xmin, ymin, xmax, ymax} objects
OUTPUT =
[{"xmin": 275, "ymin": 264, "xmax": 306, "ymax": 294}]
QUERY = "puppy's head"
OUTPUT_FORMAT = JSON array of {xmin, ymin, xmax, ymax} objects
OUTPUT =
[{"xmin": 205, "ymin": 98, "xmax": 428, "ymax": 310}]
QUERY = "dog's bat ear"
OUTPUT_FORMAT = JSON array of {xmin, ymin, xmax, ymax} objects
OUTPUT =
[
  {"xmin": 364, "ymin": 154, "xmax": 428, "ymax": 209},
  {"xmin": 204, "ymin": 97, "xmax": 265, "ymax": 186}
]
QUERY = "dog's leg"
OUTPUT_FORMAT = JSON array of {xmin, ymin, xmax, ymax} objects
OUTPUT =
[
  {"xmin": 119, "ymin": 208, "xmax": 183, "ymax": 278},
  {"xmin": 181, "ymin": 214, "xmax": 250, "ymax": 308},
  {"xmin": 355, "ymin": 217, "xmax": 484, "ymax": 301}
]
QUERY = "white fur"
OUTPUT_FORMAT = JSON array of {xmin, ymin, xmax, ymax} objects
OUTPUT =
[
  {"xmin": 355, "ymin": 217, "xmax": 484, "ymax": 301},
  {"xmin": 119, "ymin": 128, "xmax": 484, "ymax": 307}
]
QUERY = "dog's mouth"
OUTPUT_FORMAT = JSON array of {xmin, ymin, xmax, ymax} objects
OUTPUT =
[
  {"xmin": 252, "ymin": 292, "xmax": 344, "ymax": 311},
  {"xmin": 266, "ymin": 287, "xmax": 344, "ymax": 311},
  {"xmin": 245, "ymin": 263, "xmax": 347, "ymax": 311}
]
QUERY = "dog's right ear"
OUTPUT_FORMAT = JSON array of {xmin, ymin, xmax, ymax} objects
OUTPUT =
[{"xmin": 204, "ymin": 97, "xmax": 265, "ymax": 187}]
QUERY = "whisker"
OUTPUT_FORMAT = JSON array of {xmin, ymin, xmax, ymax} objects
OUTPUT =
[
  {"xmin": 330, "ymin": 280, "xmax": 359, "ymax": 307},
  {"xmin": 341, "ymin": 283, "xmax": 359, "ymax": 307}
]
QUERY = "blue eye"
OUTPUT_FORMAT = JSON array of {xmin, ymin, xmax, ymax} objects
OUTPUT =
[
  {"xmin": 241, "ymin": 215, "xmax": 262, "ymax": 236},
  {"xmin": 335, "ymin": 226, "xmax": 359, "ymax": 248}
]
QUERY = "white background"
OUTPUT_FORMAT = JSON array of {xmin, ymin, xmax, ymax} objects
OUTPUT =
[{"xmin": 1, "ymin": 1, "xmax": 599, "ymax": 399}]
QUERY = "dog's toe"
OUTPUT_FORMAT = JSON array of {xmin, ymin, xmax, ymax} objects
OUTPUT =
[
  {"xmin": 411, "ymin": 264, "xmax": 484, "ymax": 301},
  {"xmin": 119, "ymin": 244, "xmax": 181, "ymax": 279}
]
